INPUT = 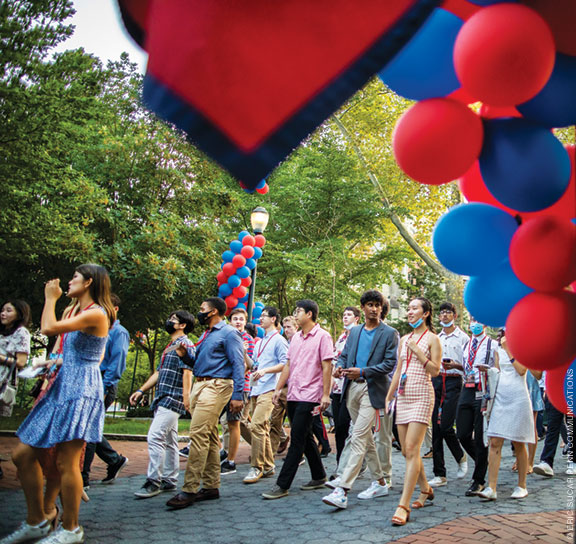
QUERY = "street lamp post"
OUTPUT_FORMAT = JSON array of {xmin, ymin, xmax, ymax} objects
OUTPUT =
[{"xmin": 247, "ymin": 206, "xmax": 269, "ymax": 322}]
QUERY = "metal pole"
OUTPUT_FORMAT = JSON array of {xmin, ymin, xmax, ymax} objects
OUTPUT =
[{"xmin": 246, "ymin": 260, "xmax": 258, "ymax": 322}]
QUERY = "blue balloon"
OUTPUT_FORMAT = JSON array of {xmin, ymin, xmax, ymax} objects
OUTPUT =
[
  {"xmin": 230, "ymin": 240, "xmax": 243, "ymax": 253},
  {"xmin": 252, "ymin": 318, "xmax": 261, "ymax": 325},
  {"xmin": 236, "ymin": 303, "xmax": 247, "ymax": 311},
  {"xmin": 255, "ymin": 301, "xmax": 265, "ymax": 308},
  {"xmin": 227, "ymin": 275, "xmax": 241, "ymax": 289},
  {"xmin": 222, "ymin": 250, "xmax": 235, "ymax": 263},
  {"xmin": 464, "ymin": 260, "xmax": 532, "ymax": 327},
  {"xmin": 564, "ymin": 359, "xmax": 576, "ymax": 412},
  {"xmin": 218, "ymin": 284, "xmax": 232, "ymax": 298},
  {"xmin": 257, "ymin": 326, "xmax": 265, "ymax": 339},
  {"xmin": 245, "ymin": 258, "xmax": 257, "ymax": 270},
  {"xmin": 253, "ymin": 247, "xmax": 263, "ymax": 260},
  {"xmin": 253, "ymin": 307, "xmax": 263, "ymax": 319},
  {"xmin": 479, "ymin": 119, "xmax": 571, "ymax": 212},
  {"xmin": 518, "ymin": 54, "xmax": 576, "ymax": 129},
  {"xmin": 238, "ymin": 230, "xmax": 250, "ymax": 241},
  {"xmin": 433, "ymin": 203, "xmax": 518, "ymax": 276},
  {"xmin": 378, "ymin": 8, "xmax": 462, "ymax": 100},
  {"xmin": 243, "ymin": 189, "xmax": 256, "ymax": 194},
  {"xmin": 256, "ymin": 179, "xmax": 266, "ymax": 190},
  {"xmin": 239, "ymin": 295, "xmax": 249, "ymax": 303},
  {"xmin": 236, "ymin": 266, "xmax": 250, "ymax": 279}
]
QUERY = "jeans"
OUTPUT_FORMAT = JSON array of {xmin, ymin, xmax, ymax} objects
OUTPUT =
[{"xmin": 276, "ymin": 401, "xmax": 326, "ymax": 490}]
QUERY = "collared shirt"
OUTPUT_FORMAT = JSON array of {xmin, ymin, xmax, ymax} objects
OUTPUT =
[
  {"xmin": 250, "ymin": 330, "xmax": 288, "ymax": 397},
  {"xmin": 332, "ymin": 331, "xmax": 349, "ymax": 394},
  {"xmin": 462, "ymin": 333, "xmax": 497, "ymax": 384},
  {"xmin": 286, "ymin": 323, "xmax": 334, "ymax": 403},
  {"xmin": 438, "ymin": 326, "xmax": 469, "ymax": 377},
  {"xmin": 242, "ymin": 331, "xmax": 255, "ymax": 393},
  {"xmin": 194, "ymin": 320, "xmax": 245, "ymax": 401},
  {"xmin": 100, "ymin": 320, "xmax": 130, "ymax": 388},
  {"xmin": 151, "ymin": 336, "xmax": 195, "ymax": 415}
]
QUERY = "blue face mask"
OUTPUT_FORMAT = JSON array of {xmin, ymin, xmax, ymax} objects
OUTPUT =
[
  {"xmin": 441, "ymin": 320, "xmax": 454, "ymax": 328},
  {"xmin": 470, "ymin": 322, "xmax": 484, "ymax": 336},
  {"xmin": 344, "ymin": 323, "xmax": 355, "ymax": 330},
  {"xmin": 409, "ymin": 317, "xmax": 423, "ymax": 329}
]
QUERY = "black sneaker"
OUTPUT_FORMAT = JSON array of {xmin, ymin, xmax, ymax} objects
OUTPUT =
[
  {"xmin": 220, "ymin": 449, "xmax": 228, "ymax": 462},
  {"xmin": 220, "ymin": 460, "xmax": 236, "ymax": 475},
  {"xmin": 160, "ymin": 481, "xmax": 178, "ymax": 492},
  {"xmin": 101, "ymin": 456, "xmax": 129, "ymax": 484},
  {"xmin": 465, "ymin": 481, "xmax": 485, "ymax": 497},
  {"xmin": 178, "ymin": 446, "xmax": 190, "ymax": 458},
  {"xmin": 134, "ymin": 480, "xmax": 161, "ymax": 499}
]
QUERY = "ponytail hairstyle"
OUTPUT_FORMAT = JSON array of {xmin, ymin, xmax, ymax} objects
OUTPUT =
[
  {"xmin": 412, "ymin": 296, "xmax": 435, "ymax": 333},
  {"xmin": 75, "ymin": 264, "xmax": 116, "ymax": 328}
]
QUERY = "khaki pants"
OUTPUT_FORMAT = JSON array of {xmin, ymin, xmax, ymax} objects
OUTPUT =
[
  {"xmin": 183, "ymin": 379, "xmax": 233, "ymax": 493},
  {"xmin": 339, "ymin": 381, "xmax": 383, "ymax": 490},
  {"xmin": 247, "ymin": 391, "xmax": 275, "ymax": 472},
  {"xmin": 269, "ymin": 386, "xmax": 288, "ymax": 454},
  {"xmin": 374, "ymin": 409, "xmax": 393, "ymax": 480}
]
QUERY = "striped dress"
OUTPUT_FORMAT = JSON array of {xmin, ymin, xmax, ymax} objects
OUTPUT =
[{"xmin": 396, "ymin": 330, "xmax": 434, "ymax": 425}]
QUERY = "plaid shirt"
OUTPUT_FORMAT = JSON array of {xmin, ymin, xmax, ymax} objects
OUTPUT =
[{"xmin": 151, "ymin": 336, "xmax": 195, "ymax": 415}]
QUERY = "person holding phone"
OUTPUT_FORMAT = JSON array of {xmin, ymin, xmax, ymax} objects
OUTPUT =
[
  {"xmin": 385, "ymin": 297, "xmax": 442, "ymax": 526},
  {"xmin": 428, "ymin": 302, "xmax": 470, "ymax": 488}
]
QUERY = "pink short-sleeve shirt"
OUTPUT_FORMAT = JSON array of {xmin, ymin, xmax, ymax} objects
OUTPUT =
[{"xmin": 286, "ymin": 324, "xmax": 334, "ymax": 403}]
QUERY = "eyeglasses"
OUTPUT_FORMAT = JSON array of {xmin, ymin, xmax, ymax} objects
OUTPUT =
[
  {"xmin": 260, "ymin": 313, "xmax": 269, "ymax": 318},
  {"xmin": 292, "ymin": 308, "xmax": 304, "ymax": 317},
  {"xmin": 439, "ymin": 310, "xmax": 454, "ymax": 316}
]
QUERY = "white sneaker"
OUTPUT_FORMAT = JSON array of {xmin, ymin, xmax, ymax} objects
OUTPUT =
[
  {"xmin": 325, "ymin": 476, "xmax": 341, "ymax": 489},
  {"xmin": 357, "ymin": 480, "xmax": 389, "ymax": 500},
  {"xmin": 384, "ymin": 477, "xmax": 392, "ymax": 489},
  {"xmin": 322, "ymin": 487, "xmax": 348, "ymax": 509},
  {"xmin": 478, "ymin": 487, "xmax": 497, "ymax": 501},
  {"xmin": 457, "ymin": 455, "xmax": 468, "ymax": 479},
  {"xmin": 37, "ymin": 527, "xmax": 84, "ymax": 543},
  {"xmin": 428, "ymin": 476, "xmax": 448, "ymax": 488},
  {"xmin": 243, "ymin": 467, "xmax": 263, "ymax": 484},
  {"xmin": 0, "ymin": 521, "xmax": 51, "ymax": 544},
  {"xmin": 533, "ymin": 461, "xmax": 554, "ymax": 477},
  {"xmin": 510, "ymin": 486, "xmax": 528, "ymax": 499}
]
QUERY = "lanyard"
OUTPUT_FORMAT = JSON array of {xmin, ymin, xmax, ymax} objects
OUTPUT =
[
  {"xmin": 194, "ymin": 329, "xmax": 210, "ymax": 348},
  {"xmin": 159, "ymin": 339, "xmax": 177, "ymax": 370},
  {"xmin": 256, "ymin": 331, "xmax": 278, "ymax": 360},
  {"xmin": 405, "ymin": 330, "xmax": 428, "ymax": 372},
  {"xmin": 465, "ymin": 336, "xmax": 486, "ymax": 373}
]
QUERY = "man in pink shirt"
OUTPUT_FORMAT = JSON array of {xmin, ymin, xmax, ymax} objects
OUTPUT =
[{"xmin": 262, "ymin": 300, "xmax": 334, "ymax": 500}]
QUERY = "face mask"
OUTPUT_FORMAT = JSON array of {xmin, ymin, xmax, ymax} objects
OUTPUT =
[
  {"xmin": 441, "ymin": 320, "xmax": 454, "ymax": 328},
  {"xmin": 197, "ymin": 311, "xmax": 211, "ymax": 326},
  {"xmin": 164, "ymin": 320, "xmax": 177, "ymax": 334},
  {"xmin": 409, "ymin": 317, "xmax": 423, "ymax": 329},
  {"xmin": 470, "ymin": 322, "xmax": 484, "ymax": 335},
  {"xmin": 344, "ymin": 323, "xmax": 355, "ymax": 330}
]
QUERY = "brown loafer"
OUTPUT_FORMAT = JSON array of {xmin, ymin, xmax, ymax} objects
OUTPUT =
[
  {"xmin": 166, "ymin": 491, "xmax": 197, "ymax": 509},
  {"xmin": 195, "ymin": 488, "xmax": 220, "ymax": 501}
]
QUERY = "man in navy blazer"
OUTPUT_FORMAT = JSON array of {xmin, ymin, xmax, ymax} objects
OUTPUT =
[{"xmin": 322, "ymin": 289, "xmax": 398, "ymax": 510}]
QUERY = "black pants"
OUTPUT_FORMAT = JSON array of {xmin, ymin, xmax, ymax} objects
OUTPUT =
[
  {"xmin": 331, "ymin": 392, "xmax": 351, "ymax": 463},
  {"xmin": 312, "ymin": 414, "xmax": 331, "ymax": 453},
  {"xmin": 82, "ymin": 385, "xmax": 121, "ymax": 485},
  {"xmin": 277, "ymin": 401, "xmax": 326, "ymax": 490},
  {"xmin": 432, "ymin": 376, "xmax": 465, "ymax": 478},
  {"xmin": 540, "ymin": 396, "xmax": 574, "ymax": 466},
  {"xmin": 456, "ymin": 386, "xmax": 487, "ymax": 485}
]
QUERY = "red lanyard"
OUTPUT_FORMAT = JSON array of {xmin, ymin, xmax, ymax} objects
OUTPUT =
[
  {"xmin": 256, "ymin": 331, "xmax": 278, "ymax": 359},
  {"xmin": 194, "ymin": 330, "xmax": 210, "ymax": 348},
  {"xmin": 405, "ymin": 330, "xmax": 428, "ymax": 372},
  {"xmin": 465, "ymin": 336, "xmax": 486, "ymax": 372},
  {"xmin": 159, "ymin": 340, "xmax": 176, "ymax": 370}
]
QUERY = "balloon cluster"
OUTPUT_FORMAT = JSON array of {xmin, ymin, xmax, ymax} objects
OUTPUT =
[
  {"xmin": 381, "ymin": 1, "xmax": 576, "ymax": 414},
  {"xmin": 216, "ymin": 230, "xmax": 267, "ymax": 337},
  {"xmin": 239, "ymin": 179, "xmax": 269, "ymax": 195}
]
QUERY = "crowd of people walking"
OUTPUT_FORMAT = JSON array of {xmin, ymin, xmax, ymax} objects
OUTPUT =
[{"xmin": 0, "ymin": 267, "xmax": 573, "ymax": 543}]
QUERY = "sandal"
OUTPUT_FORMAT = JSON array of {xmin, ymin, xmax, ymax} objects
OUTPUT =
[
  {"xmin": 411, "ymin": 487, "xmax": 434, "ymax": 509},
  {"xmin": 47, "ymin": 503, "xmax": 60, "ymax": 531},
  {"xmin": 391, "ymin": 504, "xmax": 411, "ymax": 526}
]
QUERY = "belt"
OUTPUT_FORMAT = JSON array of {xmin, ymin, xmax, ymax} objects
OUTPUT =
[{"xmin": 195, "ymin": 376, "xmax": 216, "ymax": 382}]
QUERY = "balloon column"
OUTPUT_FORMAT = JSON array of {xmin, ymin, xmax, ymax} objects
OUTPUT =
[
  {"xmin": 216, "ymin": 230, "xmax": 267, "ymax": 337},
  {"xmin": 383, "ymin": 1, "xmax": 576, "ymax": 414}
]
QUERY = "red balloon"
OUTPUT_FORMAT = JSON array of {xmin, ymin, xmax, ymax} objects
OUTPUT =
[
  {"xmin": 216, "ymin": 271, "xmax": 227, "ymax": 284},
  {"xmin": 242, "ymin": 235, "xmax": 255, "ymax": 246},
  {"xmin": 240, "ymin": 245, "xmax": 255, "ymax": 259},
  {"xmin": 254, "ymin": 234, "xmax": 266, "ymax": 247},
  {"xmin": 222, "ymin": 262, "xmax": 236, "ymax": 276},
  {"xmin": 232, "ymin": 286, "xmax": 247, "ymax": 298},
  {"xmin": 510, "ymin": 217, "xmax": 576, "ymax": 292},
  {"xmin": 256, "ymin": 183, "xmax": 269, "ymax": 194},
  {"xmin": 453, "ymin": 4, "xmax": 556, "ymax": 106},
  {"xmin": 479, "ymin": 103, "xmax": 521, "ymax": 120},
  {"xmin": 447, "ymin": 86, "xmax": 477, "ymax": 105},
  {"xmin": 225, "ymin": 295, "xmax": 238, "ymax": 309},
  {"xmin": 522, "ymin": 0, "xmax": 576, "ymax": 56},
  {"xmin": 506, "ymin": 291, "xmax": 576, "ymax": 371},
  {"xmin": 240, "ymin": 276, "xmax": 252, "ymax": 287},
  {"xmin": 545, "ymin": 359, "xmax": 573, "ymax": 415},
  {"xmin": 225, "ymin": 308, "xmax": 232, "ymax": 317},
  {"xmin": 232, "ymin": 254, "xmax": 246, "ymax": 268},
  {"xmin": 393, "ymin": 98, "xmax": 483, "ymax": 185}
]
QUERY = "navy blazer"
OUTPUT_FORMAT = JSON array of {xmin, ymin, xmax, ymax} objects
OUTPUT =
[{"xmin": 337, "ymin": 322, "xmax": 399, "ymax": 410}]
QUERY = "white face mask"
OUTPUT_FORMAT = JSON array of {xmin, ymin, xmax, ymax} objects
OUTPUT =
[
  {"xmin": 344, "ymin": 323, "xmax": 355, "ymax": 330},
  {"xmin": 441, "ymin": 320, "xmax": 454, "ymax": 328}
]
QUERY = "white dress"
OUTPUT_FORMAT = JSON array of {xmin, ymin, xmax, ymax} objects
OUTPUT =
[{"xmin": 487, "ymin": 348, "xmax": 535, "ymax": 443}]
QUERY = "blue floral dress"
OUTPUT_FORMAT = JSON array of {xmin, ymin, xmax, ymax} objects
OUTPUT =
[{"xmin": 17, "ymin": 321, "xmax": 107, "ymax": 448}]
